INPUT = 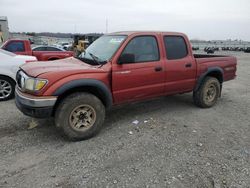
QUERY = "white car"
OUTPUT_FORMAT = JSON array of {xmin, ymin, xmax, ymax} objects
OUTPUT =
[
  {"xmin": 55, "ymin": 42, "xmax": 72, "ymax": 50},
  {"xmin": 0, "ymin": 49, "xmax": 37, "ymax": 101}
]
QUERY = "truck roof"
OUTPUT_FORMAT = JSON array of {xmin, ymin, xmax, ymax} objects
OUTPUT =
[
  {"xmin": 109, "ymin": 31, "xmax": 185, "ymax": 36},
  {"xmin": 4, "ymin": 39, "xmax": 30, "ymax": 42}
]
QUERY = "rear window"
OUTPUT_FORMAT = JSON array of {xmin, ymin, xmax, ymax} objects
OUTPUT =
[
  {"xmin": 164, "ymin": 36, "xmax": 188, "ymax": 60},
  {"xmin": 4, "ymin": 41, "xmax": 25, "ymax": 52}
]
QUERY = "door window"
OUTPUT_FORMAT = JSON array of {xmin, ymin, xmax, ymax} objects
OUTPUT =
[
  {"xmin": 121, "ymin": 36, "xmax": 159, "ymax": 63},
  {"xmin": 164, "ymin": 36, "xmax": 188, "ymax": 60}
]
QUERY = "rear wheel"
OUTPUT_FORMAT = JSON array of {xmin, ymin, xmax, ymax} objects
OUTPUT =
[
  {"xmin": 193, "ymin": 76, "xmax": 220, "ymax": 108},
  {"xmin": 55, "ymin": 92, "xmax": 105, "ymax": 141},
  {"xmin": 0, "ymin": 76, "xmax": 15, "ymax": 101}
]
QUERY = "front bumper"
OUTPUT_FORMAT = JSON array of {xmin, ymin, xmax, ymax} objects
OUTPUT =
[{"xmin": 15, "ymin": 88, "xmax": 57, "ymax": 118}]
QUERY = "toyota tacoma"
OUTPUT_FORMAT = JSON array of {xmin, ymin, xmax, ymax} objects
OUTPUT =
[{"xmin": 15, "ymin": 31, "xmax": 237, "ymax": 140}]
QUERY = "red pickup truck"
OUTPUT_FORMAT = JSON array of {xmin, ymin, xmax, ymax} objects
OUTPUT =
[
  {"xmin": 1, "ymin": 39, "xmax": 74, "ymax": 61},
  {"xmin": 15, "ymin": 31, "xmax": 237, "ymax": 140}
]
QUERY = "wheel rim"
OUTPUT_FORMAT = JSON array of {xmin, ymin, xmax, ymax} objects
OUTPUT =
[
  {"xmin": 204, "ymin": 84, "xmax": 217, "ymax": 103},
  {"xmin": 69, "ymin": 104, "xmax": 96, "ymax": 131},
  {"xmin": 0, "ymin": 79, "xmax": 12, "ymax": 99}
]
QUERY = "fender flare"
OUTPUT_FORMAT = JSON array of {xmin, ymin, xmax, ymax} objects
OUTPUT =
[
  {"xmin": 53, "ymin": 79, "xmax": 113, "ymax": 108},
  {"xmin": 195, "ymin": 67, "xmax": 224, "ymax": 91}
]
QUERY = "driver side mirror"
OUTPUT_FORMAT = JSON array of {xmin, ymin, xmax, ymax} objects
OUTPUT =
[{"xmin": 118, "ymin": 53, "xmax": 135, "ymax": 64}]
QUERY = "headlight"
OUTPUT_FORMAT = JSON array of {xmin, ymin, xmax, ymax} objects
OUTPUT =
[
  {"xmin": 24, "ymin": 78, "xmax": 47, "ymax": 91},
  {"xmin": 17, "ymin": 71, "xmax": 48, "ymax": 91}
]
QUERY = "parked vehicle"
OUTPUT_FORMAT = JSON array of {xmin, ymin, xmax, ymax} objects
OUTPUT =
[
  {"xmin": 32, "ymin": 45, "xmax": 65, "ymax": 52},
  {"xmin": 0, "ymin": 49, "xmax": 37, "ymax": 101},
  {"xmin": 61, "ymin": 42, "xmax": 72, "ymax": 50},
  {"xmin": 55, "ymin": 42, "xmax": 72, "ymax": 51},
  {"xmin": 1, "ymin": 39, "xmax": 74, "ymax": 61},
  {"xmin": 244, "ymin": 47, "xmax": 250, "ymax": 53},
  {"xmin": 15, "ymin": 31, "xmax": 237, "ymax": 140},
  {"xmin": 206, "ymin": 48, "xmax": 215, "ymax": 54},
  {"xmin": 192, "ymin": 47, "xmax": 199, "ymax": 51},
  {"xmin": 222, "ymin": 47, "xmax": 246, "ymax": 52},
  {"xmin": 204, "ymin": 47, "xmax": 218, "ymax": 54}
]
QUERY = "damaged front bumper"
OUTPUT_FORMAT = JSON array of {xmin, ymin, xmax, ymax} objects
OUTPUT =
[{"xmin": 15, "ymin": 88, "xmax": 57, "ymax": 118}]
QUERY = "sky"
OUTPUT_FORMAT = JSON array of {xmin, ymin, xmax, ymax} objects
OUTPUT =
[{"xmin": 0, "ymin": 0, "xmax": 250, "ymax": 40}]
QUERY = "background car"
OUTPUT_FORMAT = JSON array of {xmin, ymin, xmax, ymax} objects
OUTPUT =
[
  {"xmin": 1, "ymin": 39, "xmax": 74, "ymax": 61},
  {"xmin": 0, "ymin": 49, "xmax": 37, "ymax": 101},
  {"xmin": 55, "ymin": 42, "xmax": 72, "ymax": 50},
  {"xmin": 32, "ymin": 45, "xmax": 65, "ymax": 51}
]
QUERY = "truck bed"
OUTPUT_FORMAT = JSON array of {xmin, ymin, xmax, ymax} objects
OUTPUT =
[
  {"xmin": 194, "ymin": 54, "xmax": 236, "ymax": 64},
  {"xmin": 194, "ymin": 54, "xmax": 227, "ymax": 58},
  {"xmin": 194, "ymin": 54, "xmax": 237, "ymax": 82}
]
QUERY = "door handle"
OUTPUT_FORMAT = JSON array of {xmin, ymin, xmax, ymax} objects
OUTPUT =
[
  {"xmin": 155, "ymin": 66, "xmax": 163, "ymax": 72},
  {"xmin": 185, "ymin": 63, "xmax": 192, "ymax": 68}
]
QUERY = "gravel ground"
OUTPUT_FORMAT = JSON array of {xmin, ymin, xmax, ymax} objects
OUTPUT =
[{"xmin": 0, "ymin": 52, "xmax": 249, "ymax": 188}]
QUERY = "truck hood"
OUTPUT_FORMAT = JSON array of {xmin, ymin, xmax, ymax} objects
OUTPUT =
[{"xmin": 20, "ymin": 57, "xmax": 107, "ymax": 77}]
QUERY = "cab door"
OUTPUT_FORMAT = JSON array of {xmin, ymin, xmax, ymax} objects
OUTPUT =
[
  {"xmin": 112, "ymin": 35, "xmax": 165, "ymax": 104},
  {"xmin": 163, "ymin": 35, "xmax": 197, "ymax": 94}
]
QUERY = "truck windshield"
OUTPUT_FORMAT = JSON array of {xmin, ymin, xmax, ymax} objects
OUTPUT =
[{"xmin": 79, "ymin": 35, "xmax": 126, "ymax": 64}]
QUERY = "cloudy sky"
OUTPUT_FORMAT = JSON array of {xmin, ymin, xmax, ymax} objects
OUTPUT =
[{"xmin": 1, "ymin": 0, "xmax": 250, "ymax": 40}]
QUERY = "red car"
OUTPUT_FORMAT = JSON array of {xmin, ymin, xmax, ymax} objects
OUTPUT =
[
  {"xmin": 15, "ymin": 31, "xmax": 237, "ymax": 140},
  {"xmin": 1, "ymin": 39, "xmax": 74, "ymax": 61}
]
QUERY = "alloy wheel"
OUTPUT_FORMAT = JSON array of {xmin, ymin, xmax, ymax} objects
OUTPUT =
[{"xmin": 0, "ymin": 79, "xmax": 12, "ymax": 100}]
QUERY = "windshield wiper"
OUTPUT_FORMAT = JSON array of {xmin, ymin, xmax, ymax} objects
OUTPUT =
[
  {"xmin": 77, "ymin": 52, "xmax": 106, "ymax": 67},
  {"xmin": 88, "ymin": 52, "xmax": 102, "ymax": 65}
]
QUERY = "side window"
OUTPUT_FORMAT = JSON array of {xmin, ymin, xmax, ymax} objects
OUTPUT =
[
  {"xmin": 164, "ymin": 36, "xmax": 188, "ymax": 60},
  {"xmin": 33, "ymin": 47, "xmax": 46, "ymax": 51},
  {"xmin": 5, "ymin": 41, "xmax": 25, "ymax": 52},
  {"xmin": 46, "ymin": 47, "xmax": 62, "ymax": 51},
  {"xmin": 121, "ymin": 36, "xmax": 159, "ymax": 63}
]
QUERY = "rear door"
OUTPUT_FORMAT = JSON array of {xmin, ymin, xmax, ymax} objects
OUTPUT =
[
  {"xmin": 163, "ymin": 35, "xmax": 197, "ymax": 94},
  {"xmin": 112, "ymin": 35, "xmax": 165, "ymax": 104}
]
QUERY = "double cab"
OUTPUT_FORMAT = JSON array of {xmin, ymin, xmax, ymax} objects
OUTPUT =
[{"xmin": 15, "ymin": 31, "xmax": 237, "ymax": 140}]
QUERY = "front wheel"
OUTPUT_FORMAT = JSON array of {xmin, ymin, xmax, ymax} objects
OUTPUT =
[
  {"xmin": 193, "ymin": 77, "xmax": 221, "ymax": 108},
  {"xmin": 55, "ymin": 92, "xmax": 105, "ymax": 141},
  {"xmin": 0, "ymin": 76, "xmax": 15, "ymax": 101}
]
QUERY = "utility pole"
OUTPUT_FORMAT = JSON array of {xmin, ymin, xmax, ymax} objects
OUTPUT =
[
  {"xmin": 105, "ymin": 19, "xmax": 108, "ymax": 33},
  {"xmin": 74, "ymin": 24, "xmax": 77, "ymax": 33}
]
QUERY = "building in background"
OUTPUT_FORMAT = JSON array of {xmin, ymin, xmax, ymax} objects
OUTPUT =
[{"xmin": 0, "ymin": 16, "xmax": 9, "ymax": 43}]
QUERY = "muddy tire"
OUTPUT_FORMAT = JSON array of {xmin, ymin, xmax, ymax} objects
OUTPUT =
[
  {"xmin": 0, "ymin": 76, "xmax": 15, "ymax": 101},
  {"xmin": 193, "ymin": 76, "xmax": 221, "ymax": 108},
  {"xmin": 55, "ymin": 92, "xmax": 105, "ymax": 141}
]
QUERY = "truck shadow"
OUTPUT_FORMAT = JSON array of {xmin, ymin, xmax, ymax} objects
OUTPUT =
[
  {"xmin": 104, "ymin": 93, "xmax": 194, "ymax": 127},
  {"xmin": 1, "ymin": 94, "xmax": 194, "ymax": 142}
]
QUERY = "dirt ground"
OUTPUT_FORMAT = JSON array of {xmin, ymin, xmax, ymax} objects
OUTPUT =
[{"xmin": 0, "ymin": 52, "xmax": 249, "ymax": 188}]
